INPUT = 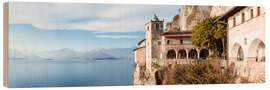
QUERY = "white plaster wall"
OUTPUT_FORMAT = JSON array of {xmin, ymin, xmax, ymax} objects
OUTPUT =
[{"xmin": 228, "ymin": 6, "xmax": 265, "ymax": 59}]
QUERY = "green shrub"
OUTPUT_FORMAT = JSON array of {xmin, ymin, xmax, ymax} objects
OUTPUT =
[
  {"xmin": 156, "ymin": 60, "xmax": 235, "ymax": 84},
  {"xmin": 152, "ymin": 62, "xmax": 163, "ymax": 70}
]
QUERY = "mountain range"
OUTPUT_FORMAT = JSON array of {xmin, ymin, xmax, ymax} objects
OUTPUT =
[{"xmin": 9, "ymin": 48, "xmax": 134, "ymax": 60}]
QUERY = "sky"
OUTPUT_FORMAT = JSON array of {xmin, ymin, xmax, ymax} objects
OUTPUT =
[{"xmin": 9, "ymin": 2, "xmax": 180, "ymax": 53}]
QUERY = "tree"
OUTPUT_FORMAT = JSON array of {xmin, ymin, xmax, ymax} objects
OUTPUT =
[{"xmin": 191, "ymin": 16, "xmax": 227, "ymax": 57}]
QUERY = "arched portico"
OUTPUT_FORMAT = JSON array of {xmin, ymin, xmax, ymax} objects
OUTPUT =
[
  {"xmin": 188, "ymin": 49, "xmax": 198, "ymax": 59},
  {"xmin": 237, "ymin": 46, "xmax": 244, "ymax": 61},
  {"xmin": 230, "ymin": 43, "xmax": 244, "ymax": 61},
  {"xmin": 178, "ymin": 49, "xmax": 187, "ymax": 59},
  {"xmin": 248, "ymin": 39, "xmax": 265, "ymax": 62},
  {"xmin": 167, "ymin": 49, "xmax": 176, "ymax": 59},
  {"xmin": 199, "ymin": 49, "xmax": 209, "ymax": 59}
]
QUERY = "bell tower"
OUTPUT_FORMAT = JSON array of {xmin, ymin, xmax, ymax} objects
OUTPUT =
[{"xmin": 145, "ymin": 14, "xmax": 164, "ymax": 68}]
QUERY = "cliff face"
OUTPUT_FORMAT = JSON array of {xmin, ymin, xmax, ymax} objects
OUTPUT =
[
  {"xmin": 166, "ymin": 5, "xmax": 212, "ymax": 32},
  {"xmin": 179, "ymin": 5, "xmax": 212, "ymax": 31},
  {"xmin": 166, "ymin": 6, "xmax": 233, "ymax": 32}
]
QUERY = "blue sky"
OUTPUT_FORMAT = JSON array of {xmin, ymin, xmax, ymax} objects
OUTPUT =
[{"xmin": 9, "ymin": 2, "xmax": 179, "ymax": 53}]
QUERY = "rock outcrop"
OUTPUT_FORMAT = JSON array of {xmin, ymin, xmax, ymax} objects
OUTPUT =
[
  {"xmin": 166, "ymin": 5, "xmax": 213, "ymax": 32},
  {"xmin": 166, "ymin": 5, "xmax": 233, "ymax": 32}
]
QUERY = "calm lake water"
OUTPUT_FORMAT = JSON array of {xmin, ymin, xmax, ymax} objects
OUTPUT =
[{"xmin": 8, "ymin": 59, "xmax": 134, "ymax": 88}]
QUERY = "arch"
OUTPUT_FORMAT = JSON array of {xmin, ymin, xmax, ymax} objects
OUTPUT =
[
  {"xmin": 237, "ymin": 46, "xmax": 244, "ymax": 61},
  {"xmin": 230, "ymin": 43, "xmax": 242, "ymax": 58},
  {"xmin": 167, "ymin": 49, "xmax": 176, "ymax": 59},
  {"xmin": 199, "ymin": 49, "xmax": 209, "ymax": 59},
  {"xmin": 248, "ymin": 39, "xmax": 265, "ymax": 61},
  {"xmin": 188, "ymin": 49, "xmax": 198, "ymax": 59},
  {"xmin": 178, "ymin": 49, "xmax": 187, "ymax": 59}
]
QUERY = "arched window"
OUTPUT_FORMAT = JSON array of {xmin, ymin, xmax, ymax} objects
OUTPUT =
[
  {"xmin": 199, "ymin": 49, "xmax": 209, "ymax": 59},
  {"xmin": 188, "ymin": 49, "xmax": 198, "ymax": 59},
  {"xmin": 178, "ymin": 49, "xmax": 187, "ymax": 59},
  {"xmin": 256, "ymin": 42, "xmax": 265, "ymax": 62},
  {"xmin": 167, "ymin": 50, "xmax": 176, "ymax": 59},
  {"xmin": 237, "ymin": 47, "xmax": 244, "ymax": 61}
]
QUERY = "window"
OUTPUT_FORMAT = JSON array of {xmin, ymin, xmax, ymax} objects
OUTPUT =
[
  {"xmin": 257, "ymin": 7, "xmax": 260, "ymax": 16},
  {"xmin": 244, "ymin": 38, "xmax": 247, "ymax": 45},
  {"xmin": 158, "ymin": 41, "xmax": 161, "ymax": 46},
  {"xmin": 167, "ymin": 40, "xmax": 170, "ymax": 44},
  {"xmin": 156, "ymin": 23, "xmax": 159, "ymax": 30},
  {"xmin": 250, "ymin": 9, "xmax": 254, "ymax": 19},
  {"xmin": 233, "ymin": 17, "xmax": 236, "ymax": 27},
  {"xmin": 180, "ymin": 40, "xmax": 183, "ymax": 44},
  {"xmin": 147, "ymin": 26, "xmax": 149, "ymax": 31},
  {"xmin": 241, "ymin": 13, "xmax": 245, "ymax": 23}
]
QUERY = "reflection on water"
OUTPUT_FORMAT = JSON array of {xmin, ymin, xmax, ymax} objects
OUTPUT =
[{"xmin": 9, "ymin": 59, "xmax": 134, "ymax": 88}]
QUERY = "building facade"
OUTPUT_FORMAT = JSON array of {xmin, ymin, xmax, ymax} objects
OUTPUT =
[
  {"xmin": 218, "ymin": 6, "xmax": 265, "ymax": 81},
  {"xmin": 134, "ymin": 14, "xmax": 210, "ymax": 69},
  {"xmin": 133, "ymin": 6, "xmax": 265, "ymax": 84}
]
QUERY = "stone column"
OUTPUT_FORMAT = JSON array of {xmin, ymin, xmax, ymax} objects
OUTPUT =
[
  {"xmin": 197, "ymin": 49, "xmax": 200, "ymax": 59},
  {"xmin": 186, "ymin": 49, "xmax": 189, "ymax": 60},
  {"xmin": 175, "ymin": 49, "xmax": 179, "ymax": 59}
]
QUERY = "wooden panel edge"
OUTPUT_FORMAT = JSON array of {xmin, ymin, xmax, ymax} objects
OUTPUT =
[{"xmin": 3, "ymin": 2, "xmax": 9, "ymax": 88}]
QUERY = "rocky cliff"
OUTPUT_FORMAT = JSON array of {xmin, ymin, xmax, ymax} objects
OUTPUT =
[
  {"xmin": 166, "ymin": 5, "xmax": 212, "ymax": 32},
  {"xmin": 166, "ymin": 5, "xmax": 233, "ymax": 32}
]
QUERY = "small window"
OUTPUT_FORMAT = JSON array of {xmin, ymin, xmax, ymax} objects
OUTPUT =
[
  {"xmin": 242, "ymin": 13, "xmax": 245, "ymax": 23},
  {"xmin": 257, "ymin": 7, "xmax": 260, "ymax": 16},
  {"xmin": 244, "ymin": 38, "xmax": 247, "ymax": 45},
  {"xmin": 250, "ymin": 9, "xmax": 254, "ymax": 19},
  {"xmin": 156, "ymin": 23, "xmax": 159, "ymax": 30},
  {"xmin": 233, "ymin": 17, "xmax": 236, "ymax": 27},
  {"xmin": 167, "ymin": 40, "xmax": 170, "ymax": 44},
  {"xmin": 180, "ymin": 40, "xmax": 183, "ymax": 44},
  {"xmin": 158, "ymin": 41, "xmax": 161, "ymax": 45},
  {"xmin": 147, "ymin": 26, "xmax": 149, "ymax": 31}
]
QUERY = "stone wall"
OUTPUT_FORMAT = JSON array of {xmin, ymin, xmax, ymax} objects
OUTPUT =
[
  {"xmin": 210, "ymin": 6, "xmax": 233, "ymax": 16},
  {"xmin": 134, "ymin": 47, "xmax": 146, "ymax": 66}
]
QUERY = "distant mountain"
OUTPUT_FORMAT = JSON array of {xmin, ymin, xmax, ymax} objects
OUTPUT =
[
  {"xmin": 37, "ymin": 48, "xmax": 81, "ymax": 60},
  {"xmin": 99, "ymin": 48, "xmax": 134, "ymax": 59},
  {"xmin": 9, "ymin": 49, "xmax": 43, "ymax": 60},
  {"xmin": 10, "ymin": 47, "xmax": 134, "ymax": 60},
  {"xmin": 81, "ymin": 50, "xmax": 118, "ymax": 60},
  {"xmin": 9, "ymin": 49, "xmax": 25, "ymax": 59},
  {"xmin": 36, "ymin": 47, "xmax": 134, "ymax": 60}
]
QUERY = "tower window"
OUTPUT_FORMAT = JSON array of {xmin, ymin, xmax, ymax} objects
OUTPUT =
[
  {"xmin": 156, "ymin": 23, "xmax": 159, "ymax": 30},
  {"xmin": 147, "ymin": 26, "xmax": 149, "ymax": 31}
]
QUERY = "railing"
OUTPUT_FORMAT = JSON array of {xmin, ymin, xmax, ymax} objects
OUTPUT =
[{"xmin": 165, "ymin": 44, "xmax": 194, "ymax": 49}]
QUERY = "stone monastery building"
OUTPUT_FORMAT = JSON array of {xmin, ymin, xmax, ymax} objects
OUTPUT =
[{"xmin": 133, "ymin": 6, "xmax": 265, "ymax": 84}]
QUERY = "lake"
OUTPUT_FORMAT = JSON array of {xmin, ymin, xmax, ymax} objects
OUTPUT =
[{"xmin": 8, "ymin": 59, "xmax": 134, "ymax": 88}]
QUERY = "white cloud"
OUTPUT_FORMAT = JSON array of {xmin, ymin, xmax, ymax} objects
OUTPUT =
[
  {"xmin": 9, "ymin": 2, "xmax": 179, "ymax": 32},
  {"xmin": 96, "ymin": 35, "xmax": 139, "ymax": 39}
]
